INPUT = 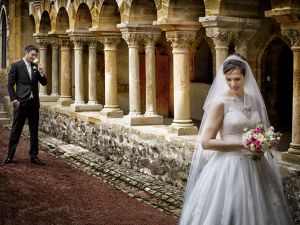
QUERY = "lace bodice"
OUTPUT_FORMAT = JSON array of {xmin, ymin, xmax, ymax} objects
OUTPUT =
[{"xmin": 219, "ymin": 97, "xmax": 261, "ymax": 143}]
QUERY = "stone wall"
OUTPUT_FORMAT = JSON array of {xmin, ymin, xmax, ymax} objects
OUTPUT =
[{"xmin": 39, "ymin": 105, "xmax": 194, "ymax": 188}]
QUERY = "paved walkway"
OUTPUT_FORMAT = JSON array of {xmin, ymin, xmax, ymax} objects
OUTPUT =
[{"xmin": 0, "ymin": 125, "xmax": 179, "ymax": 225}]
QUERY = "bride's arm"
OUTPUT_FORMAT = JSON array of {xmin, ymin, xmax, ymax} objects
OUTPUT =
[{"xmin": 201, "ymin": 100, "xmax": 244, "ymax": 151}]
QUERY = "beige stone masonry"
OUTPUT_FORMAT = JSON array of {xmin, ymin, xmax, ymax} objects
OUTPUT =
[
  {"xmin": 166, "ymin": 30, "xmax": 198, "ymax": 135},
  {"xmin": 57, "ymin": 39, "xmax": 73, "ymax": 106},
  {"xmin": 50, "ymin": 40, "xmax": 59, "ymax": 97},
  {"xmin": 282, "ymin": 28, "xmax": 300, "ymax": 164},
  {"xmin": 142, "ymin": 33, "xmax": 163, "ymax": 125},
  {"xmin": 99, "ymin": 35, "xmax": 123, "ymax": 118},
  {"xmin": 200, "ymin": 16, "xmax": 260, "ymax": 68},
  {"xmin": 120, "ymin": 30, "xmax": 143, "ymax": 125}
]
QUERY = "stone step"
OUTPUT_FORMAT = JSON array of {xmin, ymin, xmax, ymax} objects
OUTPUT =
[
  {"xmin": 0, "ymin": 111, "xmax": 8, "ymax": 118},
  {"xmin": 0, "ymin": 117, "xmax": 10, "ymax": 124}
]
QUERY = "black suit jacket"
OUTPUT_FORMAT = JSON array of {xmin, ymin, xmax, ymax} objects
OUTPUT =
[{"xmin": 7, "ymin": 60, "xmax": 47, "ymax": 107}]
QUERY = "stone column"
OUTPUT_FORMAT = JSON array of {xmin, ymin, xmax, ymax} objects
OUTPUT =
[
  {"xmin": 142, "ymin": 33, "xmax": 163, "ymax": 124},
  {"xmin": 281, "ymin": 29, "xmax": 300, "ymax": 164},
  {"xmin": 122, "ymin": 32, "xmax": 143, "ymax": 124},
  {"xmin": 99, "ymin": 36, "xmax": 123, "ymax": 118},
  {"xmin": 57, "ymin": 39, "xmax": 73, "ymax": 105},
  {"xmin": 206, "ymin": 28, "xmax": 232, "ymax": 71},
  {"xmin": 166, "ymin": 31, "xmax": 198, "ymax": 135},
  {"xmin": 50, "ymin": 41, "xmax": 59, "ymax": 99},
  {"xmin": 234, "ymin": 30, "xmax": 256, "ymax": 59},
  {"xmin": 72, "ymin": 39, "xmax": 85, "ymax": 107},
  {"xmin": 38, "ymin": 42, "xmax": 48, "ymax": 96},
  {"xmin": 88, "ymin": 40, "xmax": 98, "ymax": 105}
]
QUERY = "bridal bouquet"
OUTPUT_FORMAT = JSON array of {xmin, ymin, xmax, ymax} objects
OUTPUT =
[{"xmin": 242, "ymin": 124, "xmax": 281, "ymax": 160}]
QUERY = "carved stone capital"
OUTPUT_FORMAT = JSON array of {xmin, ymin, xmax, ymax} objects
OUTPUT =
[
  {"xmin": 166, "ymin": 31, "xmax": 196, "ymax": 51},
  {"xmin": 88, "ymin": 39, "xmax": 98, "ymax": 48},
  {"xmin": 143, "ymin": 33, "xmax": 161, "ymax": 47},
  {"xmin": 99, "ymin": 36, "xmax": 121, "ymax": 50},
  {"xmin": 233, "ymin": 30, "xmax": 256, "ymax": 47},
  {"xmin": 282, "ymin": 28, "xmax": 300, "ymax": 47},
  {"xmin": 49, "ymin": 40, "xmax": 60, "ymax": 50},
  {"xmin": 122, "ymin": 32, "xmax": 143, "ymax": 47},
  {"xmin": 205, "ymin": 28, "xmax": 233, "ymax": 47},
  {"xmin": 73, "ymin": 38, "xmax": 85, "ymax": 49},
  {"xmin": 36, "ymin": 39, "xmax": 50, "ymax": 49}
]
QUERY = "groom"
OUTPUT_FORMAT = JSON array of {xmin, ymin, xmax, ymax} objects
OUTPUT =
[{"xmin": 4, "ymin": 44, "xmax": 47, "ymax": 165}]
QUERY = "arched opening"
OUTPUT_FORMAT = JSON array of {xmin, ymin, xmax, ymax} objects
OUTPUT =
[
  {"xmin": 1, "ymin": 11, "xmax": 7, "ymax": 69},
  {"xmin": 75, "ymin": 3, "xmax": 92, "ymax": 30},
  {"xmin": 168, "ymin": 0, "xmax": 205, "ymax": 22},
  {"xmin": 40, "ymin": 11, "xmax": 51, "ymax": 33},
  {"xmin": 129, "ymin": 0, "xmax": 157, "ymax": 24},
  {"xmin": 99, "ymin": 0, "xmax": 120, "ymax": 31},
  {"xmin": 193, "ymin": 39, "xmax": 213, "ymax": 84},
  {"xmin": 191, "ymin": 39, "xmax": 213, "ymax": 125},
  {"xmin": 261, "ymin": 38, "xmax": 293, "ymax": 150},
  {"xmin": 56, "ymin": 7, "xmax": 69, "ymax": 32},
  {"xmin": 228, "ymin": 41, "xmax": 235, "ymax": 56}
]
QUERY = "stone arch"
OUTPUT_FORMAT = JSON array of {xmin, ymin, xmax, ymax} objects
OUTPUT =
[
  {"xmin": 75, "ymin": 3, "xmax": 92, "ymax": 30},
  {"xmin": 98, "ymin": 0, "xmax": 120, "ymax": 31},
  {"xmin": 0, "ymin": 6, "xmax": 8, "ymax": 69},
  {"xmin": 218, "ymin": 0, "xmax": 260, "ymax": 18},
  {"xmin": 119, "ymin": 0, "xmax": 162, "ymax": 23},
  {"xmin": 56, "ymin": 7, "xmax": 69, "ymax": 32},
  {"xmin": 167, "ymin": 0, "xmax": 205, "ymax": 22},
  {"xmin": 40, "ymin": 11, "xmax": 52, "ymax": 33},
  {"xmin": 128, "ymin": 0, "xmax": 157, "ymax": 24},
  {"xmin": 260, "ymin": 37, "xmax": 293, "ymax": 134}
]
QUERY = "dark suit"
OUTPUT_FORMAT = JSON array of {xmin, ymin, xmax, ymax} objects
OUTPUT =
[{"xmin": 7, "ymin": 59, "xmax": 47, "ymax": 159}]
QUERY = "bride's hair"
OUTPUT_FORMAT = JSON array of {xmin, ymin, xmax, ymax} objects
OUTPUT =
[{"xmin": 223, "ymin": 54, "xmax": 246, "ymax": 75}]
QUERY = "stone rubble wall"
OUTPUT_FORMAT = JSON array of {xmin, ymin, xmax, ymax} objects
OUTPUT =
[{"xmin": 39, "ymin": 105, "xmax": 194, "ymax": 188}]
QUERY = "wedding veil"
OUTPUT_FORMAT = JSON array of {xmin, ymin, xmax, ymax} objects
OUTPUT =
[{"xmin": 180, "ymin": 54, "xmax": 283, "ymax": 216}]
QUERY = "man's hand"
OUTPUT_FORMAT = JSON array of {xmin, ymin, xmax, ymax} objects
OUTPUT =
[
  {"xmin": 13, "ymin": 100, "xmax": 20, "ymax": 110},
  {"xmin": 38, "ymin": 63, "xmax": 45, "ymax": 76}
]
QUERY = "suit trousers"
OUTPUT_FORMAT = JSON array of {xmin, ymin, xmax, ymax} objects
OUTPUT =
[{"xmin": 7, "ymin": 99, "xmax": 40, "ymax": 158}]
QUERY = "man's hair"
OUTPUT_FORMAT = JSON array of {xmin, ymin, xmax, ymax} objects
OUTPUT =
[{"xmin": 25, "ymin": 44, "xmax": 39, "ymax": 53}]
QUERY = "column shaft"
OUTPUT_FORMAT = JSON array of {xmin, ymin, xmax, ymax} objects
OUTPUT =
[
  {"xmin": 39, "ymin": 47, "xmax": 48, "ymax": 95},
  {"xmin": 104, "ymin": 43, "xmax": 118, "ymax": 108},
  {"xmin": 215, "ymin": 46, "xmax": 229, "ymax": 71},
  {"xmin": 74, "ymin": 42, "xmax": 84, "ymax": 104},
  {"xmin": 145, "ymin": 44, "xmax": 156, "ymax": 115},
  {"xmin": 172, "ymin": 48, "xmax": 192, "ymax": 124},
  {"xmin": 88, "ymin": 43, "xmax": 98, "ymax": 104},
  {"xmin": 51, "ymin": 45, "xmax": 59, "ymax": 96},
  {"xmin": 289, "ymin": 47, "xmax": 300, "ymax": 154},
  {"xmin": 59, "ymin": 45, "xmax": 72, "ymax": 99},
  {"xmin": 128, "ymin": 45, "xmax": 141, "ymax": 115}
]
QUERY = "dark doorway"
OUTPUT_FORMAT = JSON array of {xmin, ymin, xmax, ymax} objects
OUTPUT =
[{"xmin": 261, "ymin": 38, "xmax": 293, "ymax": 150}]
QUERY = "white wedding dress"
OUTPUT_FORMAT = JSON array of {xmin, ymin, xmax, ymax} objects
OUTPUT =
[{"xmin": 179, "ymin": 97, "xmax": 294, "ymax": 225}]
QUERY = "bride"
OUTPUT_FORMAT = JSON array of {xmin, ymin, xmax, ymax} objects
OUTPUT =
[{"xmin": 179, "ymin": 54, "xmax": 294, "ymax": 225}]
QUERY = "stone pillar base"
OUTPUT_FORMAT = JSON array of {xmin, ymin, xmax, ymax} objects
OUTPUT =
[
  {"xmin": 40, "ymin": 95, "xmax": 60, "ymax": 102},
  {"xmin": 57, "ymin": 97, "xmax": 74, "ymax": 106},
  {"xmin": 124, "ymin": 113, "xmax": 151, "ymax": 126},
  {"xmin": 282, "ymin": 151, "xmax": 300, "ymax": 164},
  {"xmin": 143, "ymin": 114, "xmax": 163, "ymax": 125},
  {"xmin": 70, "ymin": 103, "xmax": 103, "ymax": 112},
  {"xmin": 100, "ymin": 108, "xmax": 124, "ymax": 118},
  {"xmin": 168, "ymin": 123, "xmax": 198, "ymax": 135}
]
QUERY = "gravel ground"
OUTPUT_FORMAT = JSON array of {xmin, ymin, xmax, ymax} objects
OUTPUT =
[{"xmin": 0, "ymin": 127, "xmax": 178, "ymax": 225}]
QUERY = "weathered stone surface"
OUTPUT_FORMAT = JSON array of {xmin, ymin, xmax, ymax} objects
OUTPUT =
[{"xmin": 39, "ymin": 106, "xmax": 194, "ymax": 188}]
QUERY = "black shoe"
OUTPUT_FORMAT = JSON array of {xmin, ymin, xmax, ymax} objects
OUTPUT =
[
  {"xmin": 4, "ymin": 157, "xmax": 13, "ymax": 164},
  {"xmin": 30, "ymin": 156, "xmax": 45, "ymax": 166}
]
